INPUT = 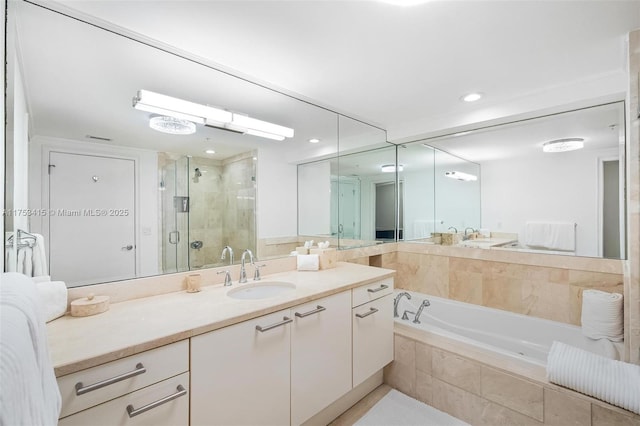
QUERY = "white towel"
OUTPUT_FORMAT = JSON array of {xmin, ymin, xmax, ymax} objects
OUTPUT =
[
  {"xmin": 581, "ymin": 290, "xmax": 623, "ymax": 341},
  {"xmin": 547, "ymin": 341, "xmax": 640, "ymax": 414},
  {"xmin": 297, "ymin": 254, "xmax": 319, "ymax": 271},
  {"xmin": 0, "ymin": 272, "xmax": 62, "ymax": 425},
  {"xmin": 32, "ymin": 233, "xmax": 48, "ymax": 277},
  {"xmin": 412, "ymin": 220, "xmax": 432, "ymax": 239},
  {"xmin": 524, "ymin": 222, "xmax": 575, "ymax": 251},
  {"xmin": 35, "ymin": 281, "xmax": 68, "ymax": 323}
]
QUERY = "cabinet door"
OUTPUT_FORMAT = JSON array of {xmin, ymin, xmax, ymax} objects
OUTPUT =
[
  {"xmin": 191, "ymin": 309, "xmax": 291, "ymax": 426},
  {"xmin": 58, "ymin": 373, "xmax": 189, "ymax": 426},
  {"xmin": 291, "ymin": 291, "xmax": 352, "ymax": 425},
  {"xmin": 353, "ymin": 294, "xmax": 394, "ymax": 387}
]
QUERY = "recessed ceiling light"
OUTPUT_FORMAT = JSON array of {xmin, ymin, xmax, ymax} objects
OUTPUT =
[
  {"xmin": 381, "ymin": 164, "xmax": 404, "ymax": 173},
  {"xmin": 309, "ymin": 138, "xmax": 321, "ymax": 144},
  {"xmin": 542, "ymin": 138, "xmax": 584, "ymax": 153},
  {"xmin": 461, "ymin": 93, "xmax": 483, "ymax": 102},
  {"xmin": 205, "ymin": 149, "xmax": 216, "ymax": 154},
  {"xmin": 149, "ymin": 115, "xmax": 196, "ymax": 135}
]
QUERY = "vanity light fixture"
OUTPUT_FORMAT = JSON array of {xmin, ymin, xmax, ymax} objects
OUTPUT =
[
  {"xmin": 149, "ymin": 115, "xmax": 196, "ymax": 135},
  {"xmin": 309, "ymin": 138, "xmax": 321, "ymax": 144},
  {"xmin": 461, "ymin": 92, "xmax": 483, "ymax": 102},
  {"xmin": 133, "ymin": 89, "xmax": 294, "ymax": 141},
  {"xmin": 445, "ymin": 171, "xmax": 478, "ymax": 181},
  {"xmin": 381, "ymin": 164, "xmax": 404, "ymax": 173},
  {"xmin": 542, "ymin": 138, "xmax": 584, "ymax": 153}
]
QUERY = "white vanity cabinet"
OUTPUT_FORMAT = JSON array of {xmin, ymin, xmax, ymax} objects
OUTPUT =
[
  {"xmin": 56, "ymin": 340, "xmax": 189, "ymax": 426},
  {"xmin": 290, "ymin": 291, "xmax": 352, "ymax": 425},
  {"xmin": 191, "ymin": 308, "xmax": 292, "ymax": 426},
  {"xmin": 352, "ymin": 279, "xmax": 394, "ymax": 387}
]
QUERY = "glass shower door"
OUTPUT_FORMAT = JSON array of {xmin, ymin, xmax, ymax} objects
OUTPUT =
[{"xmin": 161, "ymin": 156, "xmax": 190, "ymax": 274}]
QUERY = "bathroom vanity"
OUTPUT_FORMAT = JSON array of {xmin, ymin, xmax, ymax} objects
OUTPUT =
[{"xmin": 47, "ymin": 262, "xmax": 394, "ymax": 425}]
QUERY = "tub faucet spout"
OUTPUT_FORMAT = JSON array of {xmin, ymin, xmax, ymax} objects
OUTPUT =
[
  {"xmin": 394, "ymin": 292, "xmax": 412, "ymax": 318},
  {"xmin": 413, "ymin": 299, "xmax": 431, "ymax": 324}
]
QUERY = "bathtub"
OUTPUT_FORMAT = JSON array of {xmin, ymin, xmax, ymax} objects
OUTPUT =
[{"xmin": 394, "ymin": 290, "xmax": 623, "ymax": 367}]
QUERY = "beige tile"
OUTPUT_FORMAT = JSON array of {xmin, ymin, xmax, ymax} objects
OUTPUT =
[
  {"xmin": 432, "ymin": 348, "xmax": 481, "ymax": 395},
  {"xmin": 479, "ymin": 401, "xmax": 543, "ymax": 426},
  {"xmin": 383, "ymin": 361, "xmax": 415, "ymax": 398},
  {"xmin": 591, "ymin": 404, "xmax": 640, "ymax": 426},
  {"xmin": 480, "ymin": 367, "xmax": 543, "ymax": 421},
  {"xmin": 449, "ymin": 270, "xmax": 483, "ymax": 305},
  {"xmin": 415, "ymin": 342, "xmax": 432, "ymax": 374},
  {"xmin": 415, "ymin": 370, "xmax": 433, "ymax": 405},
  {"xmin": 482, "ymin": 275, "xmax": 523, "ymax": 314},
  {"xmin": 521, "ymin": 280, "xmax": 571, "ymax": 323},
  {"xmin": 543, "ymin": 387, "xmax": 591, "ymax": 426},
  {"xmin": 394, "ymin": 335, "xmax": 416, "ymax": 367},
  {"xmin": 431, "ymin": 377, "xmax": 484, "ymax": 425}
]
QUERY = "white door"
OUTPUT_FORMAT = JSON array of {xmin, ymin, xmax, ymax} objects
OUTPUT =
[{"xmin": 49, "ymin": 152, "xmax": 136, "ymax": 286}]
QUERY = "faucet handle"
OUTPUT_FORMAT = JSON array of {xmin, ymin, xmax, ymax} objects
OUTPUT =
[
  {"xmin": 217, "ymin": 270, "xmax": 232, "ymax": 286},
  {"xmin": 253, "ymin": 264, "xmax": 267, "ymax": 281},
  {"xmin": 401, "ymin": 310, "xmax": 415, "ymax": 320}
]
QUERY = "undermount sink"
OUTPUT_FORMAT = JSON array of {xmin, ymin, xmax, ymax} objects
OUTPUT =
[{"xmin": 227, "ymin": 281, "xmax": 296, "ymax": 300}]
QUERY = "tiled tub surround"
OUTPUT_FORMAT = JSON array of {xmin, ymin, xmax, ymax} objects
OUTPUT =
[
  {"xmin": 48, "ymin": 261, "xmax": 395, "ymax": 376},
  {"xmin": 394, "ymin": 291, "xmax": 623, "ymax": 364},
  {"xmin": 384, "ymin": 329, "xmax": 640, "ymax": 426}
]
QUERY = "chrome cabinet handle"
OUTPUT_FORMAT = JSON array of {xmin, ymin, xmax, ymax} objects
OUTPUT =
[
  {"xmin": 295, "ymin": 305, "xmax": 326, "ymax": 318},
  {"xmin": 356, "ymin": 307, "xmax": 379, "ymax": 318},
  {"xmin": 75, "ymin": 363, "xmax": 146, "ymax": 396},
  {"xmin": 367, "ymin": 284, "xmax": 389, "ymax": 293},
  {"xmin": 126, "ymin": 384, "xmax": 187, "ymax": 418},
  {"xmin": 255, "ymin": 316, "xmax": 293, "ymax": 332}
]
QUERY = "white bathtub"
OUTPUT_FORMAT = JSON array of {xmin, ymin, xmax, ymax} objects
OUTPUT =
[{"xmin": 394, "ymin": 290, "xmax": 623, "ymax": 367}]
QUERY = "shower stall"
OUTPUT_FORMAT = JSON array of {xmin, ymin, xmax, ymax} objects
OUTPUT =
[{"xmin": 158, "ymin": 152, "xmax": 256, "ymax": 274}]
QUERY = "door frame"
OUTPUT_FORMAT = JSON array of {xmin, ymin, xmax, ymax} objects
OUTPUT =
[
  {"xmin": 29, "ymin": 137, "xmax": 145, "ymax": 278},
  {"xmin": 596, "ymin": 155, "xmax": 624, "ymax": 258}
]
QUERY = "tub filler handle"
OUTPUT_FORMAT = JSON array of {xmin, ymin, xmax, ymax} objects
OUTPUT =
[
  {"xmin": 413, "ymin": 299, "xmax": 431, "ymax": 324},
  {"xmin": 367, "ymin": 284, "xmax": 389, "ymax": 293},
  {"xmin": 401, "ymin": 310, "xmax": 415, "ymax": 321},
  {"xmin": 356, "ymin": 307, "xmax": 379, "ymax": 318}
]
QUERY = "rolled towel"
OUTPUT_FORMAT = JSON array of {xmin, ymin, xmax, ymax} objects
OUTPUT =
[
  {"xmin": 35, "ymin": 281, "xmax": 67, "ymax": 322},
  {"xmin": 32, "ymin": 276, "xmax": 51, "ymax": 284},
  {"xmin": 581, "ymin": 290, "xmax": 623, "ymax": 341},
  {"xmin": 547, "ymin": 341, "xmax": 640, "ymax": 414},
  {"xmin": 297, "ymin": 254, "xmax": 319, "ymax": 271}
]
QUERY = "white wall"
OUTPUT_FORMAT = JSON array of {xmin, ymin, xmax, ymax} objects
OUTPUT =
[
  {"xmin": 296, "ymin": 160, "xmax": 330, "ymax": 236},
  {"xmin": 481, "ymin": 148, "xmax": 618, "ymax": 257},
  {"xmin": 28, "ymin": 136, "xmax": 160, "ymax": 277},
  {"xmin": 403, "ymin": 169, "xmax": 436, "ymax": 240},
  {"xmin": 257, "ymin": 147, "xmax": 298, "ymax": 238}
]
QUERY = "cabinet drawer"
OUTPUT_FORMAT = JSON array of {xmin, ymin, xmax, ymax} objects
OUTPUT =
[
  {"xmin": 353, "ymin": 294, "xmax": 394, "ymax": 387},
  {"xmin": 58, "ymin": 372, "xmax": 189, "ymax": 426},
  {"xmin": 352, "ymin": 278, "xmax": 394, "ymax": 307},
  {"xmin": 57, "ymin": 340, "xmax": 189, "ymax": 418}
]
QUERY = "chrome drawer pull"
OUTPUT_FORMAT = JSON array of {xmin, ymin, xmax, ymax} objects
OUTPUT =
[
  {"xmin": 126, "ymin": 384, "xmax": 187, "ymax": 418},
  {"xmin": 255, "ymin": 316, "xmax": 293, "ymax": 332},
  {"xmin": 75, "ymin": 363, "xmax": 146, "ymax": 396},
  {"xmin": 356, "ymin": 307, "xmax": 379, "ymax": 318},
  {"xmin": 367, "ymin": 284, "xmax": 389, "ymax": 293},
  {"xmin": 295, "ymin": 305, "xmax": 326, "ymax": 318}
]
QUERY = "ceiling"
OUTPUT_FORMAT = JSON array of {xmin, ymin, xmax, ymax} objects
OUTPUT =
[
  {"xmin": 11, "ymin": 0, "xmax": 639, "ymax": 164},
  {"xmin": 50, "ymin": 0, "xmax": 639, "ymax": 139}
]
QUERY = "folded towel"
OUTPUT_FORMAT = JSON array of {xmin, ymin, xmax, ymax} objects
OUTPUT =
[
  {"xmin": 297, "ymin": 254, "xmax": 319, "ymax": 271},
  {"xmin": 36, "ymin": 281, "xmax": 68, "ymax": 323},
  {"xmin": 547, "ymin": 341, "xmax": 640, "ymax": 414},
  {"xmin": 525, "ymin": 222, "xmax": 575, "ymax": 251},
  {"xmin": 0, "ymin": 272, "xmax": 62, "ymax": 424},
  {"xmin": 32, "ymin": 233, "xmax": 48, "ymax": 277},
  {"xmin": 581, "ymin": 290, "xmax": 623, "ymax": 341}
]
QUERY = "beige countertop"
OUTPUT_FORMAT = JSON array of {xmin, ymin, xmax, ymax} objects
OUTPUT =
[
  {"xmin": 47, "ymin": 262, "xmax": 395, "ymax": 377},
  {"xmin": 456, "ymin": 237, "xmax": 516, "ymax": 249}
]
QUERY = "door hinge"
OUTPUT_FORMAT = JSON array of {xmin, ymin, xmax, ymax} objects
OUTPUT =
[{"xmin": 48, "ymin": 164, "xmax": 56, "ymax": 175}]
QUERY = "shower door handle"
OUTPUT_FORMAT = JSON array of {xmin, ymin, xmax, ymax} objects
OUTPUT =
[{"xmin": 169, "ymin": 231, "xmax": 180, "ymax": 245}]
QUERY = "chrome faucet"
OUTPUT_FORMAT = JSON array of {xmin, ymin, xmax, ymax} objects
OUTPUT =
[
  {"xmin": 413, "ymin": 299, "xmax": 431, "ymax": 324},
  {"xmin": 239, "ymin": 249, "xmax": 254, "ymax": 283},
  {"xmin": 448, "ymin": 226, "xmax": 458, "ymax": 233},
  {"xmin": 393, "ymin": 292, "xmax": 412, "ymax": 318},
  {"xmin": 217, "ymin": 270, "xmax": 232, "ymax": 286},
  {"xmin": 464, "ymin": 227, "xmax": 476, "ymax": 235},
  {"xmin": 220, "ymin": 246, "xmax": 234, "ymax": 265}
]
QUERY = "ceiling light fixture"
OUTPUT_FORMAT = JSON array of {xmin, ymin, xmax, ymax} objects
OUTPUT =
[
  {"xmin": 542, "ymin": 138, "xmax": 585, "ymax": 153},
  {"xmin": 149, "ymin": 115, "xmax": 196, "ymax": 135},
  {"xmin": 381, "ymin": 164, "xmax": 404, "ymax": 173},
  {"xmin": 380, "ymin": 0, "xmax": 431, "ymax": 6},
  {"xmin": 461, "ymin": 93, "xmax": 483, "ymax": 102},
  {"xmin": 133, "ymin": 90, "xmax": 294, "ymax": 141},
  {"xmin": 309, "ymin": 138, "xmax": 321, "ymax": 144},
  {"xmin": 445, "ymin": 171, "xmax": 477, "ymax": 181},
  {"xmin": 205, "ymin": 149, "xmax": 216, "ymax": 154}
]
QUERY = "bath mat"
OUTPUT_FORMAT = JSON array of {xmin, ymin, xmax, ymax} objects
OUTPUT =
[{"xmin": 354, "ymin": 389, "xmax": 469, "ymax": 426}]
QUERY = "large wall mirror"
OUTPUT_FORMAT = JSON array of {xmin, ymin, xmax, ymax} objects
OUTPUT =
[
  {"xmin": 5, "ymin": 1, "xmax": 376, "ymax": 286},
  {"xmin": 402, "ymin": 101, "xmax": 626, "ymax": 259}
]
